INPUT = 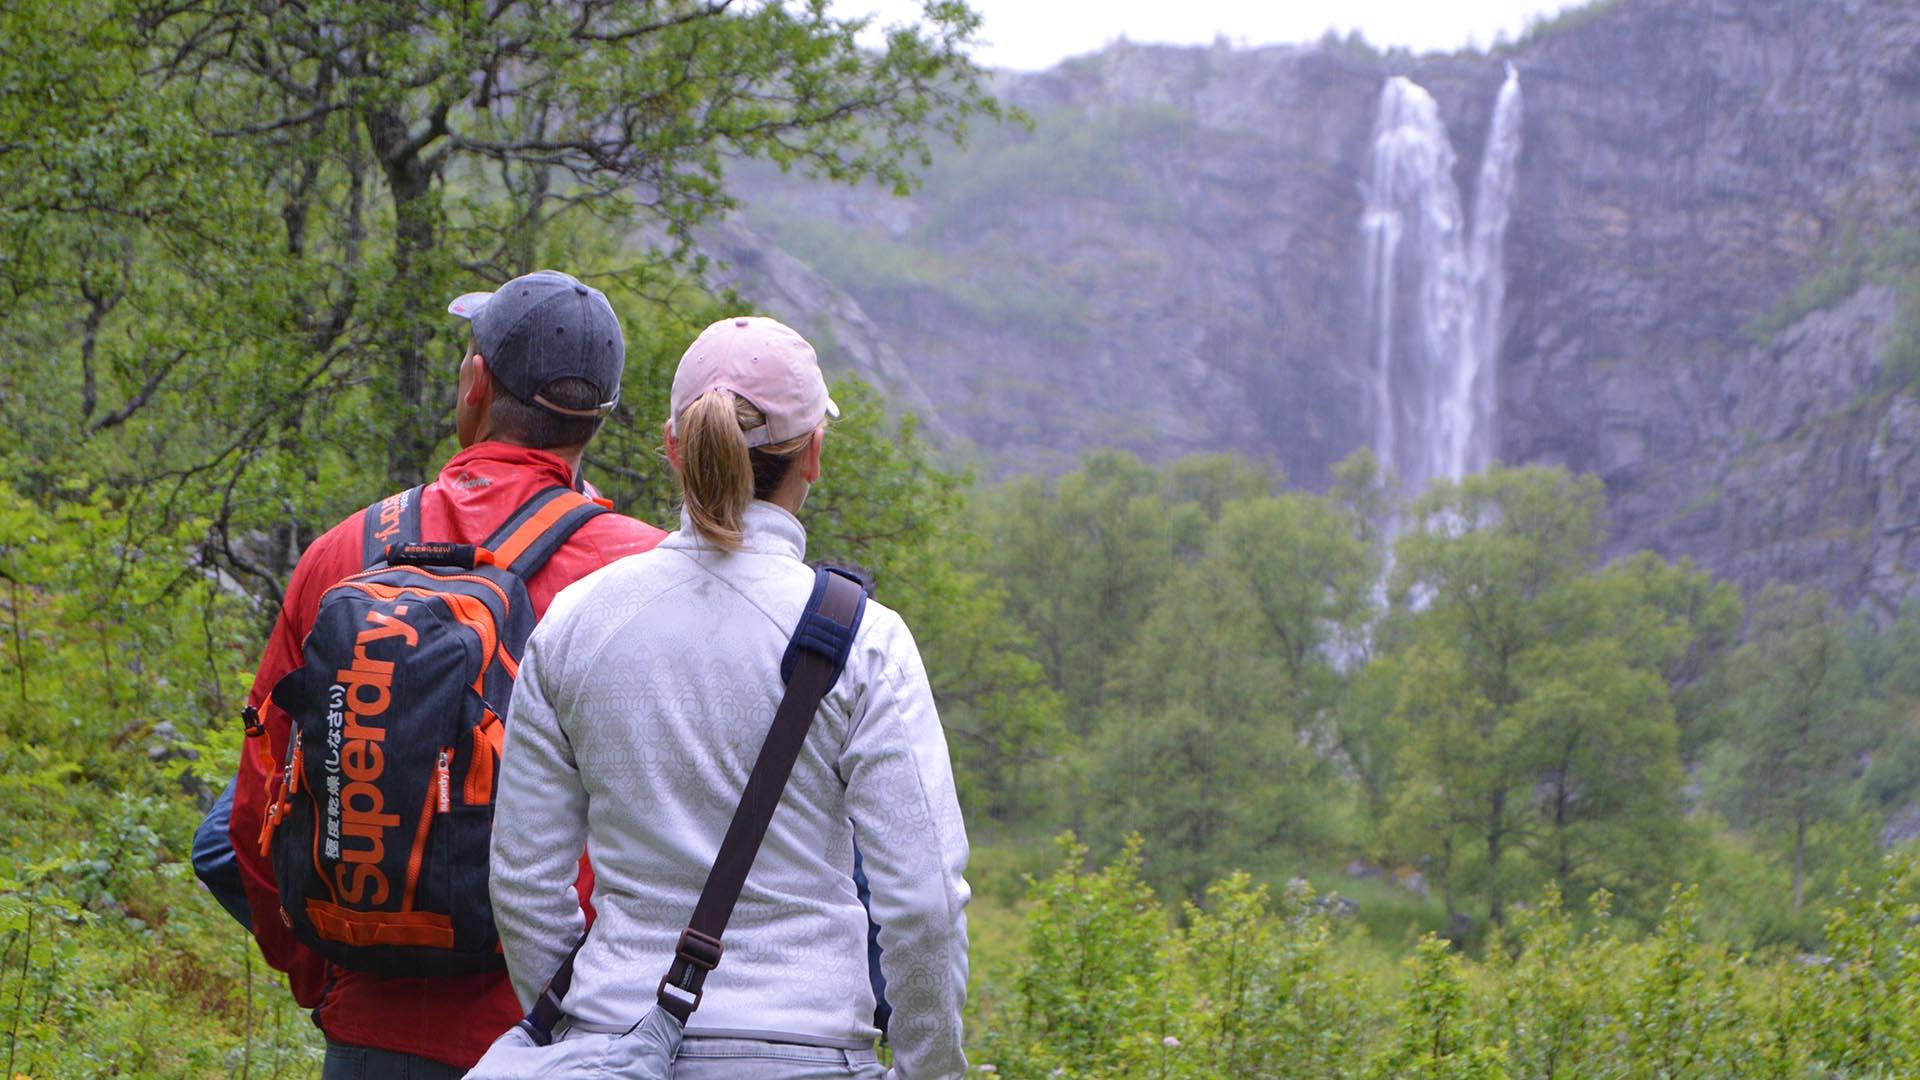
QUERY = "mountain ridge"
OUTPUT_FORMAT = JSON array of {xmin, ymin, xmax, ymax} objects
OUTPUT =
[{"xmin": 708, "ymin": 0, "xmax": 1920, "ymax": 616}]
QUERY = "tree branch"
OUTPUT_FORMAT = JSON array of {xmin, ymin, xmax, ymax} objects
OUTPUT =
[
  {"xmin": 571, "ymin": 0, "xmax": 732, "ymax": 43},
  {"xmin": 86, "ymin": 350, "xmax": 185, "ymax": 435}
]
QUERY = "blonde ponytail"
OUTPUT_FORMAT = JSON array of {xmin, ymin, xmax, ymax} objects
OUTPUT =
[
  {"xmin": 677, "ymin": 391, "xmax": 755, "ymax": 550},
  {"xmin": 675, "ymin": 390, "xmax": 820, "ymax": 550}
]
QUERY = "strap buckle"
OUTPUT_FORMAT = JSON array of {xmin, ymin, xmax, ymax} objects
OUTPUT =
[
  {"xmin": 655, "ymin": 975, "xmax": 701, "ymax": 1016},
  {"xmin": 655, "ymin": 927, "xmax": 723, "ymax": 1021},
  {"xmin": 674, "ymin": 927, "xmax": 723, "ymax": 973}
]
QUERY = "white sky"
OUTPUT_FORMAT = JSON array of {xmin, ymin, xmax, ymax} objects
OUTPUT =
[{"xmin": 844, "ymin": 0, "xmax": 1588, "ymax": 71}]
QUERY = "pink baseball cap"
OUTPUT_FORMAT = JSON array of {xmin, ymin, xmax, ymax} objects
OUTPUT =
[{"xmin": 670, "ymin": 316, "xmax": 839, "ymax": 447}]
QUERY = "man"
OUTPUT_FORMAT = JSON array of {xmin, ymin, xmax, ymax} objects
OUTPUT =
[{"xmin": 223, "ymin": 269, "xmax": 665, "ymax": 1077}]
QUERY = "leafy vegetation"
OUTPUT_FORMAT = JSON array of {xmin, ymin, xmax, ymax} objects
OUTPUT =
[
  {"xmin": 957, "ymin": 452, "xmax": 1917, "ymax": 947},
  {"xmin": 972, "ymin": 837, "xmax": 1920, "ymax": 1078},
  {"xmin": 1511, "ymin": 0, "xmax": 1628, "ymax": 51},
  {"xmin": 7, "ymin": 1, "xmax": 1920, "ymax": 1075}
]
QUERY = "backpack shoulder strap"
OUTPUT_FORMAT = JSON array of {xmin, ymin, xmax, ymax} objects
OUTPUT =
[
  {"xmin": 360, "ymin": 485, "xmax": 425, "ymax": 569},
  {"xmin": 511, "ymin": 568, "xmax": 867, "ymax": 1045},
  {"xmin": 480, "ymin": 486, "xmax": 609, "ymax": 580}
]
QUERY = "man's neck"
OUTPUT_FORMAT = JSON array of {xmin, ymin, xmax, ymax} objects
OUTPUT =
[{"xmin": 462, "ymin": 436, "xmax": 586, "ymax": 483}]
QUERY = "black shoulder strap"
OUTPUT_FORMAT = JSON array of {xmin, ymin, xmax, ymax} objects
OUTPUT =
[
  {"xmin": 514, "ymin": 568, "xmax": 867, "ymax": 1044},
  {"xmin": 479, "ymin": 486, "xmax": 609, "ymax": 579},
  {"xmin": 360, "ymin": 486, "xmax": 424, "ymax": 569}
]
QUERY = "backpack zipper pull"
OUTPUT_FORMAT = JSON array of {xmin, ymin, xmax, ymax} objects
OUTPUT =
[{"xmin": 436, "ymin": 748, "xmax": 452, "ymax": 813}]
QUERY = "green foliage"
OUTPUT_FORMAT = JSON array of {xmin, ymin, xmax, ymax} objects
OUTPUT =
[
  {"xmin": 1745, "ymin": 229, "xmax": 1870, "ymax": 345},
  {"xmin": 0, "ymin": 1, "xmax": 1020, "ymax": 1070},
  {"xmin": 1093, "ymin": 490, "xmax": 1372, "ymax": 892},
  {"xmin": 1711, "ymin": 585, "xmax": 1878, "ymax": 911},
  {"xmin": 1381, "ymin": 468, "xmax": 1691, "ymax": 926},
  {"xmin": 915, "ymin": 104, "xmax": 1196, "ymax": 233},
  {"xmin": 810, "ymin": 380, "xmax": 1066, "ymax": 825},
  {"xmin": 1737, "ymin": 224, "xmax": 1920, "ymax": 398},
  {"xmin": 0, "ymin": 0, "xmax": 1008, "ymax": 622},
  {"xmin": 1511, "ymin": 0, "xmax": 1628, "ymax": 50},
  {"xmin": 1806, "ymin": 858, "xmax": 1920, "ymax": 1073},
  {"xmin": 982, "ymin": 838, "xmax": 1374, "ymax": 1079},
  {"xmin": 9, "ymin": 0, "xmax": 1919, "ymax": 1052},
  {"xmin": 1368, "ymin": 935, "xmax": 1510, "ymax": 1079},
  {"xmin": 975, "ymin": 451, "xmax": 1175, "ymax": 734},
  {"xmin": 990, "ymin": 834, "xmax": 1171, "ymax": 1077},
  {"xmin": 1598, "ymin": 551, "xmax": 1744, "ymax": 755},
  {"xmin": 744, "ymin": 213, "xmax": 1090, "ymax": 342},
  {"xmin": 975, "ymin": 839, "xmax": 1920, "ymax": 1077}
]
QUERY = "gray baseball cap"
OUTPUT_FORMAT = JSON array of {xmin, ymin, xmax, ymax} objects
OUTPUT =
[{"xmin": 447, "ymin": 269, "xmax": 623, "ymax": 418}]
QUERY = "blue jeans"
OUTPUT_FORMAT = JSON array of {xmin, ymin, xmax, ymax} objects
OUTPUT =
[
  {"xmin": 671, "ymin": 1037, "xmax": 885, "ymax": 1079},
  {"xmin": 321, "ymin": 1041, "xmax": 466, "ymax": 1080}
]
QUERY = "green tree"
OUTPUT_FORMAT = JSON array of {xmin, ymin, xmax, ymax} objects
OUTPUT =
[
  {"xmin": 805, "ymin": 382, "xmax": 1064, "ymax": 825},
  {"xmin": 126, "ymin": 0, "xmax": 1003, "ymax": 483},
  {"xmin": 1383, "ymin": 467, "xmax": 1689, "ymax": 926},
  {"xmin": 1093, "ymin": 491, "xmax": 1371, "ymax": 889},
  {"xmin": 1512, "ymin": 634, "xmax": 1683, "ymax": 900},
  {"xmin": 1598, "ymin": 551, "xmax": 1743, "ymax": 757},
  {"xmin": 976, "ymin": 451, "xmax": 1173, "ymax": 733},
  {"xmin": 1, "ymin": 0, "xmax": 1005, "ymax": 616},
  {"xmin": 0, "ymin": 2, "xmax": 1015, "ymax": 1066},
  {"xmin": 1715, "ymin": 585, "xmax": 1875, "ymax": 910}
]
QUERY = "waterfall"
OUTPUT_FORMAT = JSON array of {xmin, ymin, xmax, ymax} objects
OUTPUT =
[{"xmin": 1361, "ymin": 65, "xmax": 1523, "ymax": 499}]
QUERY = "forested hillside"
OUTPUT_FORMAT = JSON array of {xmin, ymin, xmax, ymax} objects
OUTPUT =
[{"xmin": 3, "ymin": 1, "xmax": 1920, "ymax": 1077}]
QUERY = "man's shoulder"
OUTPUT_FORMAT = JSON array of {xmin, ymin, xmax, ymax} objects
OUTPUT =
[
  {"xmin": 568, "ymin": 509, "xmax": 667, "ymax": 562},
  {"xmin": 522, "ymin": 508, "xmax": 664, "ymax": 601},
  {"xmin": 289, "ymin": 504, "xmax": 374, "ymax": 588}
]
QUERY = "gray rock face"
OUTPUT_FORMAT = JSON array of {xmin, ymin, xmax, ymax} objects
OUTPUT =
[
  {"xmin": 1488, "ymin": 0, "xmax": 1920, "ymax": 615},
  {"xmin": 714, "ymin": 0, "xmax": 1920, "ymax": 613},
  {"xmin": 1882, "ymin": 802, "xmax": 1920, "ymax": 849}
]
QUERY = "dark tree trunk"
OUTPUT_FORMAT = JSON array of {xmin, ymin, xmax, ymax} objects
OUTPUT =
[
  {"xmin": 365, "ymin": 105, "xmax": 447, "ymax": 488},
  {"xmin": 1792, "ymin": 811, "xmax": 1806, "ymax": 912},
  {"xmin": 1487, "ymin": 788, "xmax": 1507, "ymax": 926}
]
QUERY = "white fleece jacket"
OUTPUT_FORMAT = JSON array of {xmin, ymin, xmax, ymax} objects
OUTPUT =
[{"xmin": 490, "ymin": 501, "xmax": 971, "ymax": 1079}]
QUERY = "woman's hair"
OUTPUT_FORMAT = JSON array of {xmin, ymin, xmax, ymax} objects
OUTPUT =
[{"xmin": 676, "ymin": 390, "xmax": 814, "ymax": 550}]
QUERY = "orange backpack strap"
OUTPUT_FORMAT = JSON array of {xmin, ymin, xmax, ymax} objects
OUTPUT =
[{"xmin": 481, "ymin": 487, "xmax": 608, "ymax": 579}]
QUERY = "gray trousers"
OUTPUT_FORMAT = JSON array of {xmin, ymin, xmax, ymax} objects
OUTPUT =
[
  {"xmin": 671, "ymin": 1037, "xmax": 886, "ymax": 1079},
  {"xmin": 321, "ymin": 1041, "xmax": 465, "ymax": 1080}
]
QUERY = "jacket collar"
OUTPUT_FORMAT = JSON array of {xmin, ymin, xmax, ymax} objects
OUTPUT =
[
  {"xmin": 661, "ymin": 500, "xmax": 808, "ymax": 562},
  {"xmin": 440, "ymin": 442, "xmax": 577, "ymax": 489}
]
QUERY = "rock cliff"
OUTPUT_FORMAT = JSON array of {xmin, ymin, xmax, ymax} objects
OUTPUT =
[{"xmin": 709, "ymin": 0, "xmax": 1920, "ymax": 615}]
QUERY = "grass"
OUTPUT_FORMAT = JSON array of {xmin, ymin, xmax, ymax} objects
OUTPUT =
[{"xmin": 1, "ymin": 785, "xmax": 323, "ymax": 1079}]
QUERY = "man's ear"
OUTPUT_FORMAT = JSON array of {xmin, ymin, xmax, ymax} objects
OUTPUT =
[
  {"xmin": 662, "ymin": 418, "xmax": 681, "ymax": 471},
  {"xmin": 455, "ymin": 353, "xmax": 494, "ymax": 448},
  {"xmin": 462, "ymin": 354, "xmax": 492, "ymax": 410}
]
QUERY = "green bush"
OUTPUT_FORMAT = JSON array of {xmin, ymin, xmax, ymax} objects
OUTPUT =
[{"xmin": 968, "ymin": 836, "xmax": 1920, "ymax": 1077}]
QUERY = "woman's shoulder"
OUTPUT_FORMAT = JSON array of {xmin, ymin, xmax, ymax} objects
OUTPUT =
[
  {"xmin": 535, "ymin": 544, "xmax": 687, "ymax": 639},
  {"xmin": 845, "ymin": 593, "xmax": 925, "ymax": 685}
]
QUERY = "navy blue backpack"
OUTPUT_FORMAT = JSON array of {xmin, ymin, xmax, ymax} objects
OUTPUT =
[{"xmin": 251, "ymin": 484, "xmax": 603, "ymax": 976}]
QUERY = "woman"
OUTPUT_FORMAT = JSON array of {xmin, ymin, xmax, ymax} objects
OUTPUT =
[{"xmin": 489, "ymin": 316, "xmax": 971, "ymax": 1079}]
